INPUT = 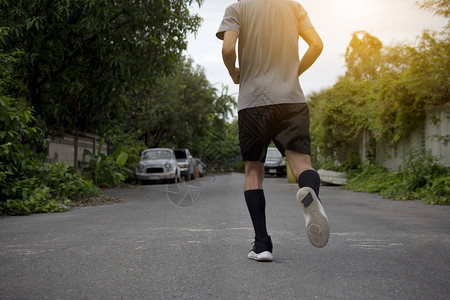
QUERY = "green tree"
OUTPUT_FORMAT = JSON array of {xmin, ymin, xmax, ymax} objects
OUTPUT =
[
  {"xmin": 0, "ymin": 0, "xmax": 203, "ymax": 133},
  {"xmin": 120, "ymin": 58, "xmax": 236, "ymax": 153},
  {"xmin": 1, "ymin": 29, "xmax": 101, "ymax": 215},
  {"xmin": 309, "ymin": 29, "xmax": 449, "ymax": 166},
  {"xmin": 344, "ymin": 31, "xmax": 383, "ymax": 80},
  {"xmin": 377, "ymin": 30, "xmax": 450, "ymax": 142},
  {"xmin": 309, "ymin": 77, "xmax": 378, "ymax": 167},
  {"xmin": 416, "ymin": 0, "xmax": 450, "ymax": 24},
  {"xmin": 201, "ymin": 118, "xmax": 241, "ymax": 173}
]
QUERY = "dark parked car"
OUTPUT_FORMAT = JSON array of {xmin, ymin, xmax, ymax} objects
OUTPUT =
[
  {"xmin": 136, "ymin": 148, "xmax": 180, "ymax": 184},
  {"xmin": 264, "ymin": 147, "xmax": 286, "ymax": 177},
  {"xmin": 174, "ymin": 148, "xmax": 195, "ymax": 181}
]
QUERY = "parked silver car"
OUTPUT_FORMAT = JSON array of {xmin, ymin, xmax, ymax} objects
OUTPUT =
[
  {"xmin": 136, "ymin": 148, "xmax": 180, "ymax": 184},
  {"xmin": 174, "ymin": 148, "xmax": 195, "ymax": 181}
]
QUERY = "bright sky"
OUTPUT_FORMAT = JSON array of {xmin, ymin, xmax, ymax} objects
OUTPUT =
[{"xmin": 185, "ymin": 0, "xmax": 447, "ymax": 105}]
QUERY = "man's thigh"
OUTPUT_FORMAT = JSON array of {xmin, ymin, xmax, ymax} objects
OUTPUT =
[
  {"xmin": 271, "ymin": 103, "xmax": 311, "ymax": 156},
  {"xmin": 238, "ymin": 103, "xmax": 311, "ymax": 162},
  {"xmin": 238, "ymin": 106, "xmax": 272, "ymax": 162}
]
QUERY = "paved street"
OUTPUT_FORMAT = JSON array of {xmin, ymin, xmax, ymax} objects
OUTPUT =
[{"xmin": 1, "ymin": 173, "xmax": 449, "ymax": 299}]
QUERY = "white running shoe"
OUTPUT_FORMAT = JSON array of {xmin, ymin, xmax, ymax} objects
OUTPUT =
[
  {"xmin": 297, "ymin": 187, "xmax": 330, "ymax": 248},
  {"xmin": 247, "ymin": 236, "xmax": 273, "ymax": 262},
  {"xmin": 247, "ymin": 250, "xmax": 274, "ymax": 262}
]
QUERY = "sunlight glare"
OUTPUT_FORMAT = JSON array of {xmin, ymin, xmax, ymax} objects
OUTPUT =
[{"xmin": 341, "ymin": 0, "xmax": 368, "ymax": 14}]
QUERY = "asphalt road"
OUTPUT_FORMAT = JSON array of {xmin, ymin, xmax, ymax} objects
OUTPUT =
[{"xmin": 1, "ymin": 173, "xmax": 449, "ymax": 299}]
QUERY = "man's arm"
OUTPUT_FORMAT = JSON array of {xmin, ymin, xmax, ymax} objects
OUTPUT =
[
  {"xmin": 298, "ymin": 28, "xmax": 323, "ymax": 77},
  {"xmin": 222, "ymin": 30, "xmax": 240, "ymax": 84}
]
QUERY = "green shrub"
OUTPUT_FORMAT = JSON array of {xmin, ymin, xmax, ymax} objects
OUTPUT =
[
  {"xmin": 83, "ymin": 139, "xmax": 130, "ymax": 187},
  {"xmin": 1, "ymin": 28, "xmax": 105, "ymax": 215},
  {"xmin": 401, "ymin": 151, "xmax": 448, "ymax": 191},
  {"xmin": 347, "ymin": 164, "xmax": 396, "ymax": 194},
  {"xmin": 2, "ymin": 161, "xmax": 101, "ymax": 215},
  {"xmin": 422, "ymin": 176, "xmax": 450, "ymax": 205},
  {"xmin": 104, "ymin": 127, "xmax": 147, "ymax": 183},
  {"xmin": 0, "ymin": 96, "xmax": 102, "ymax": 215},
  {"xmin": 346, "ymin": 152, "xmax": 449, "ymax": 205},
  {"xmin": 109, "ymin": 144, "xmax": 147, "ymax": 183}
]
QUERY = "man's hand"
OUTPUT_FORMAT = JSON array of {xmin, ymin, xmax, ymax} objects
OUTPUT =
[{"xmin": 222, "ymin": 31, "xmax": 240, "ymax": 85}]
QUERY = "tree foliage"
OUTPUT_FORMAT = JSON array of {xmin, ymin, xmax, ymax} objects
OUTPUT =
[
  {"xmin": 310, "ymin": 1, "xmax": 449, "ymax": 169},
  {"xmin": 0, "ymin": 0, "xmax": 203, "ymax": 133},
  {"xmin": 345, "ymin": 31, "xmax": 383, "ymax": 80},
  {"xmin": 0, "ymin": 1, "xmax": 241, "ymax": 215},
  {"xmin": 124, "ymin": 59, "xmax": 216, "ymax": 148},
  {"xmin": 416, "ymin": 0, "xmax": 450, "ymax": 19},
  {"xmin": 0, "ymin": 36, "xmax": 101, "ymax": 215},
  {"xmin": 309, "ymin": 77, "xmax": 377, "ymax": 164},
  {"xmin": 310, "ymin": 29, "xmax": 449, "ymax": 167},
  {"xmin": 113, "ymin": 57, "xmax": 239, "ymax": 171},
  {"xmin": 309, "ymin": 5, "xmax": 449, "ymax": 202}
]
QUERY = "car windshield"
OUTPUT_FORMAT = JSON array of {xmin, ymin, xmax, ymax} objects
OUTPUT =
[
  {"xmin": 143, "ymin": 150, "xmax": 172, "ymax": 160},
  {"xmin": 174, "ymin": 150, "xmax": 187, "ymax": 159},
  {"xmin": 266, "ymin": 148, "xmax": 282, "ymax": 158}
]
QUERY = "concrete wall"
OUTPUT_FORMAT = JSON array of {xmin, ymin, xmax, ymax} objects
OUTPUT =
[
  {"xmin": 425, "ymin": 102, "xmax": 450, "ymax": 165},
  {"xmin": 46, "ymin": 130, "xmax": 108, "ymax": 170},
  {"xmin": 372, "ymin": 102, "xmax": 450, "ymax": 170},
  {"xmin": 375, "ymin": 127, "xmax": 424, "ymax": 171}
]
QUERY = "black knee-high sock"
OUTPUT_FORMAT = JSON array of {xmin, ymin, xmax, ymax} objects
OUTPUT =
[
  {"xmin": 297, "ymin": 169, "xmax": 320, "ymax": 197},
  {"xmin": 244, "ymin": 189, "xmax": 269, "ymax": 240}
]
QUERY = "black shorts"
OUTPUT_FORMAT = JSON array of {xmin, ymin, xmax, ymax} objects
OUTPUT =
[{"xmin": 238, "ymin": 103, "xmax": 310, "ymax": 162}]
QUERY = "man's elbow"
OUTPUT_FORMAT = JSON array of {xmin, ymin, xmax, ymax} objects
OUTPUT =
[
  {"xmin": 222, "ymin": 45, "xmax": 235, "ymax": 58},
  {"xmin": 312, "ymin": 39, "xmax": 324, "ymax": 54},
  {"xmin": 222, "ymin": 47, "xmax": 236, "ymax": 63}
]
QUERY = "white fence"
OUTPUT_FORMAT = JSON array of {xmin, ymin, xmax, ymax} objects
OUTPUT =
[{"xmin": 46, "ymin": 130, "xmax": 109, "ymax": 171}]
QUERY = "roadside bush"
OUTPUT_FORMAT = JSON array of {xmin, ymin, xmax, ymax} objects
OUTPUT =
[
  {"xmin": 104, "ymin": 127, "xmax": 147, "ymax": 183},
  {"xmin": 347, "ymin": 164, "xmax": 397, "ymax": 194},
  {"xmin": 346, "ymin": 152, "xmax": 449, "ymax": 205},
  {"xmin": 0, "ymin": 97, "xmax": 103, "ymax": 215},
  {"xmin": 109, "ymin": 144, "xmax": 147, "ymax": 183},
  {"xmin": 401, "ymin": 152, "xmax": 448, "ymax": 192},
  {"xmin": 83, "ymin": 139, "xmax": 130, "ymax": 187},
  {"xmin": 1, "ymin": 161, "xmax": 101, "ymax": 215},
  {"xmin": 399, "ymin": 152, "xmax": 449, "ymax": 204},
  {"xmin": 422, "ymin": 176, "xmax": 450, "ymax": 205}
]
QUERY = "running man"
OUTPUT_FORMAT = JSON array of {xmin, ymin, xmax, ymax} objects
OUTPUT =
[{"xmin": 216, "ymin": 0, "xmax": 330, "ymax": 262}]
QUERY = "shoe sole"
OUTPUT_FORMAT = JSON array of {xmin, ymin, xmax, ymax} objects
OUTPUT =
[
  {"xmin": 297, "ymin": 187, "xmax": 330, "ymax": 248},
  {"xmin": 248, "ymin": 251, "xmax": 273, "ymax": 262}
]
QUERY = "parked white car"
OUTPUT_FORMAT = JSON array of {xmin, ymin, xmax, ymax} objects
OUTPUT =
[{"xmin": 136, "ymin": 148, "xmax": 180, "ymax": 184}]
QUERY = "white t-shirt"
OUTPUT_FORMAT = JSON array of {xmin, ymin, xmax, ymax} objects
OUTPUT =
[{"xmin": 217, "ymin": 0, "xmax": 314, "ymax": 111}]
